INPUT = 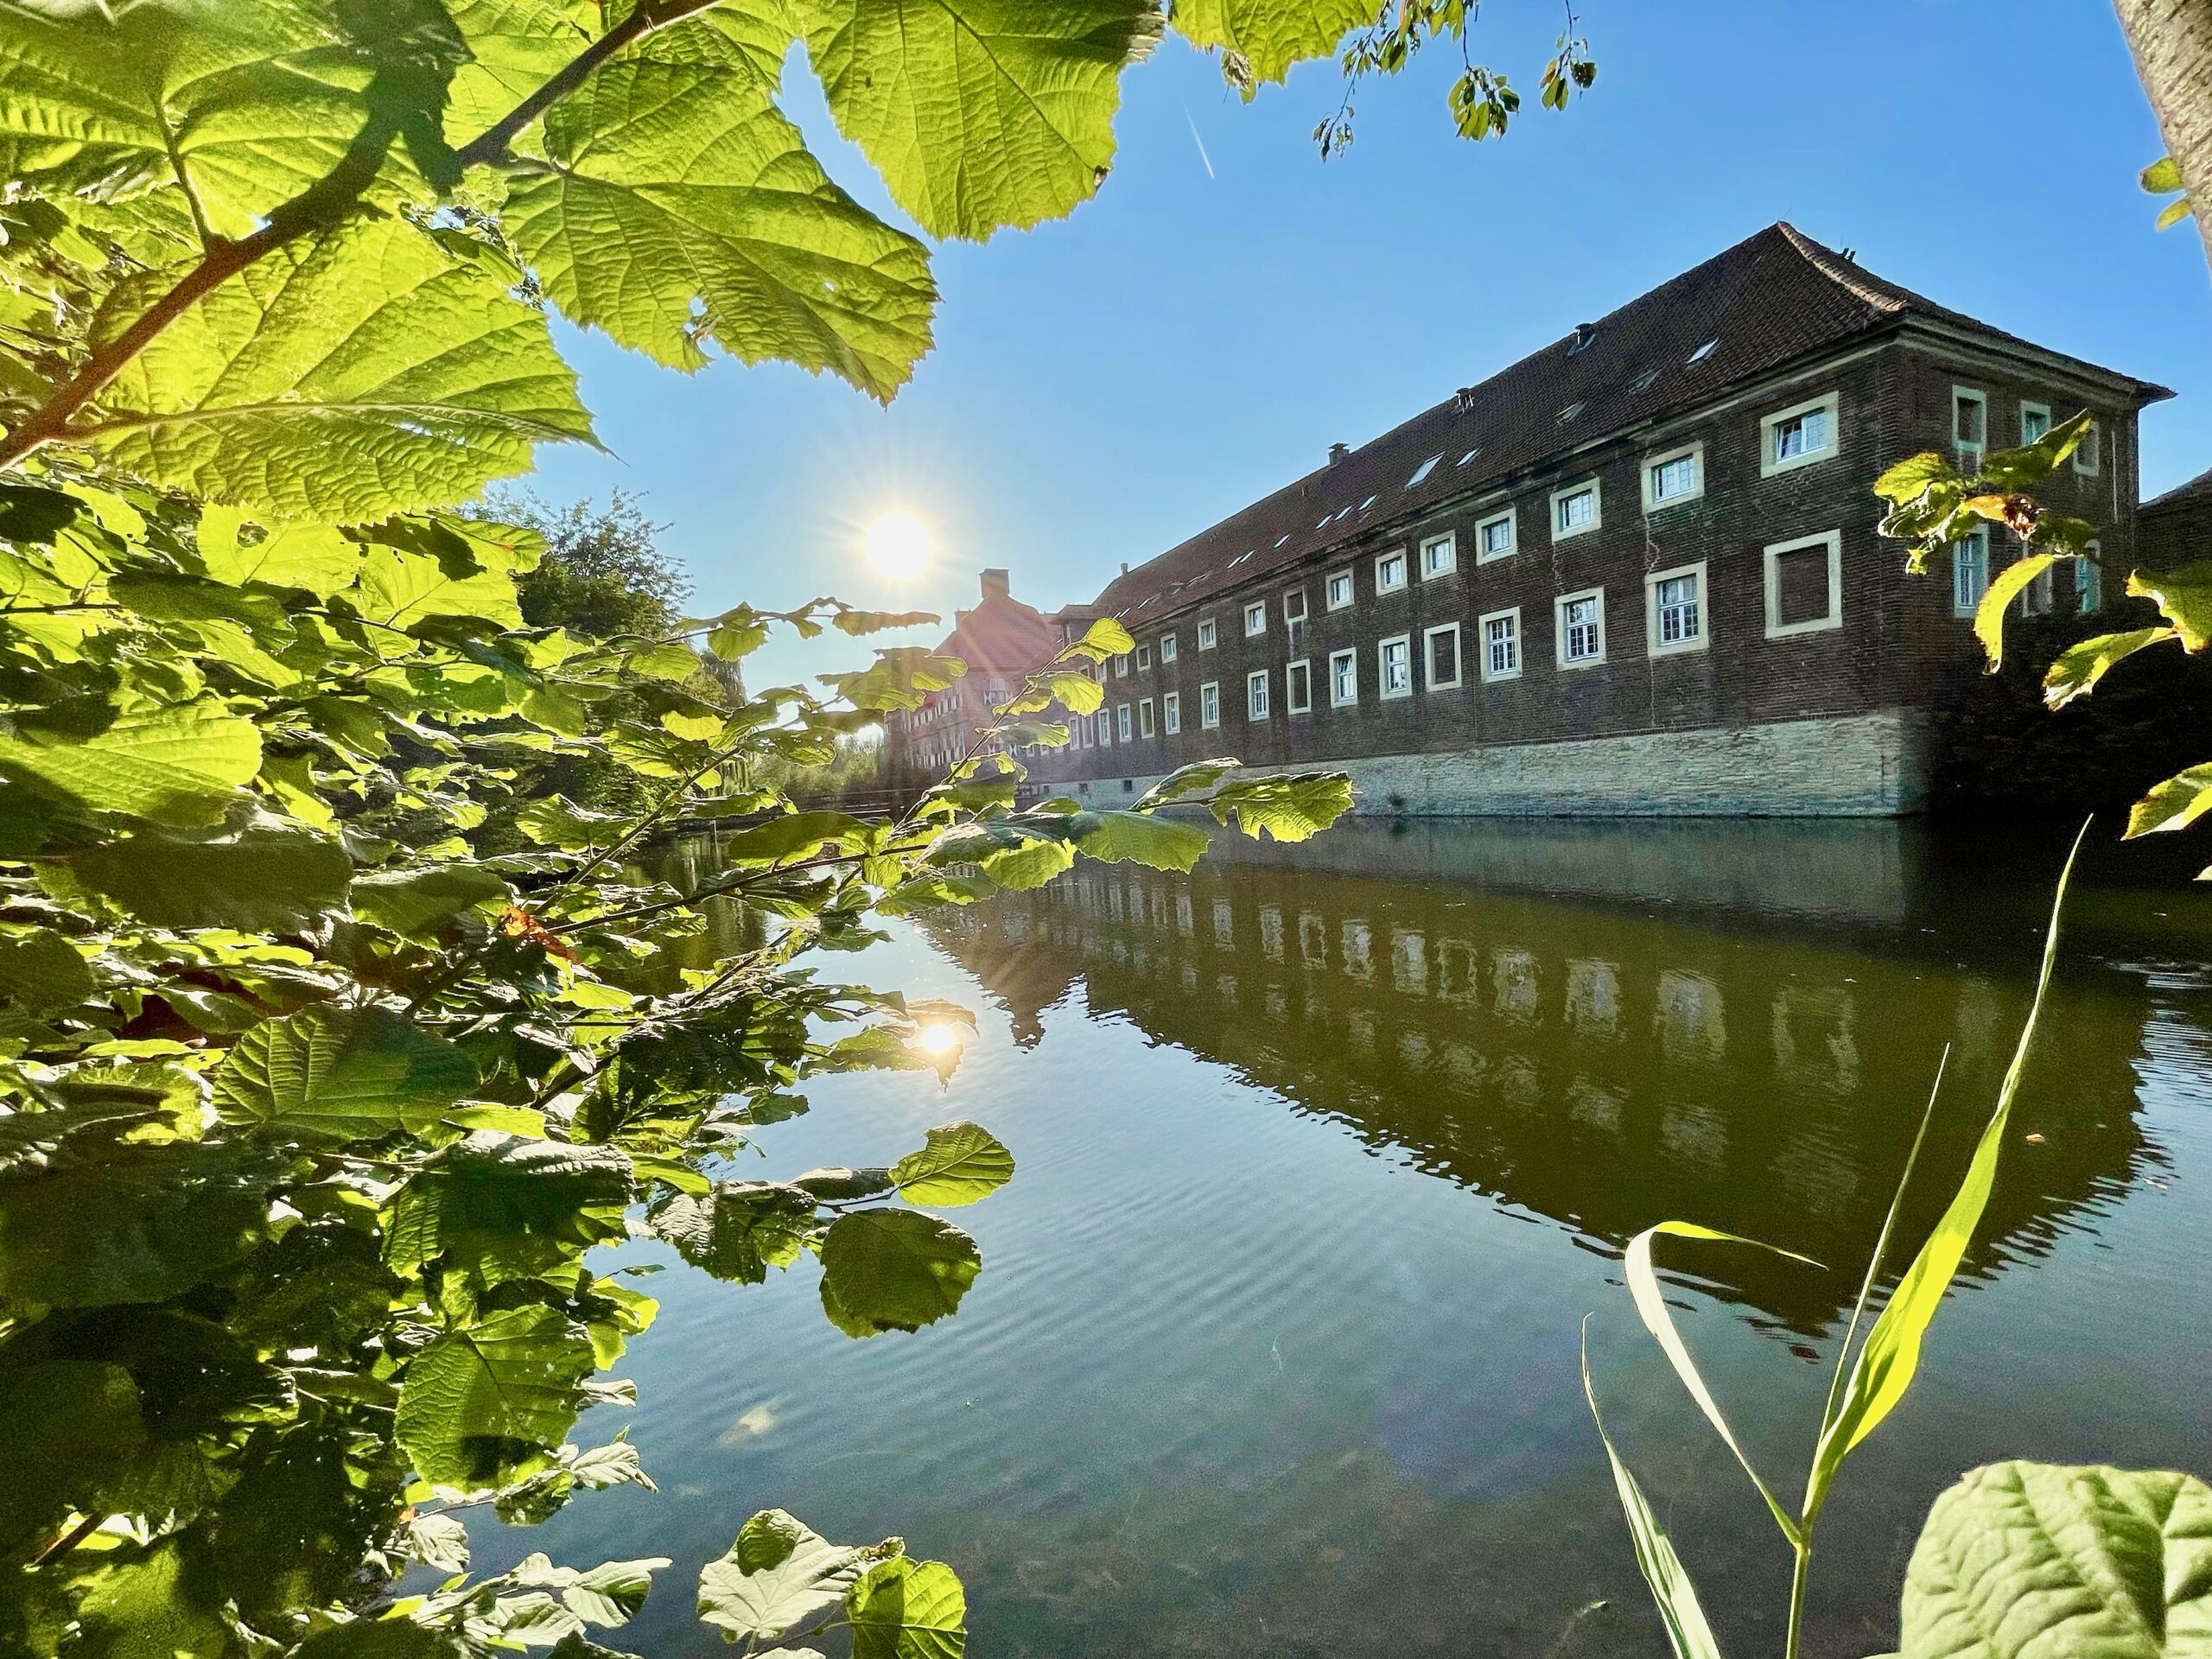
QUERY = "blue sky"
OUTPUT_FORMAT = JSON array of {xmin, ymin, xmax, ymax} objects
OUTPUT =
[{"xmin": 522, "ymin": 0, "xmax": 2211, "ymax": 690}]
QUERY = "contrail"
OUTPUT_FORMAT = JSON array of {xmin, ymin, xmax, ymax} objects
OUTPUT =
[{"xmin": 1183, "ymin": 103, "xmax": 1217, "ymax": 180}]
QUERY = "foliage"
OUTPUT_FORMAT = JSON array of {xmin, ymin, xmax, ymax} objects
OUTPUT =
[
  {"xmin": 492, "ymin": 491, "xmax": 690, "ymax": 644},
  {"xmin": 1313, "ymin": 0, "xmax": 1597, "ymax": 156},
  {"xmin": 1581, "ymin": 835, "xmax": 2212, "ymax": 1658}
]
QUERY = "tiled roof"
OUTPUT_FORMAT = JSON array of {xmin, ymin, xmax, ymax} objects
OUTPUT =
[
  {"xmin": 2144, "ymin": 465, "xmax": 2212, "ymax": 514},
  {"xmin": 935, "ymin": 591, "xmax": 1058, "ymax": 676},
  {"xmin": 1089, "ymin": 222, "xmax": 2162, "ymax": 625}
]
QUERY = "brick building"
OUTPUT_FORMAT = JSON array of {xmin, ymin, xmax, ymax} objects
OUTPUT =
[
  {"xmin": 885, "ymin": 568, "xmax": 1058, "ymax": 786},
  {"xmin": 1014, "ymin": 224, "xmax": 2166, "ymax": 817},
  {"xmin": 2139, "ymin": 465, "xmax": 2212, "ymax": 568}
]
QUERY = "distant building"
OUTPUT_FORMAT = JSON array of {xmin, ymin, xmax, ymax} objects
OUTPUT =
[
  {"xmin": 2139, "ymin": 465, "xmax": 2212, "ymax": 569},
  {"xmin": 1021, "ymin": 223, "xmax": 2167, "ymax": 817},
  {"xmin": 884, "ymin": 568, "xmax": 1058, "ymax": 788}
]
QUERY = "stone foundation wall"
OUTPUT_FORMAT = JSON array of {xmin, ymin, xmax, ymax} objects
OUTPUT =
[{"xmin": 1065, "ymin": 710, "xmax": 1931, "ymax": 817}]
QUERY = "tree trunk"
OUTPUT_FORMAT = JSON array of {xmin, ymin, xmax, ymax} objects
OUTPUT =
[{"xmin": 2111, "ymin": 0, "xmax": 2212, "ymax": 275}]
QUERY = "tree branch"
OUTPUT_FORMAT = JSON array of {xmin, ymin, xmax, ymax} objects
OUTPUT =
[{"xmin": 2111, "ymin": 0, "xmax": 2212, "ymax": 275}]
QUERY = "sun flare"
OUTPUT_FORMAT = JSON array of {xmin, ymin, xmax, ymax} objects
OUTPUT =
[{"xmin": 864, "ymin": 511, "xmax": 931, "ymax": 578}]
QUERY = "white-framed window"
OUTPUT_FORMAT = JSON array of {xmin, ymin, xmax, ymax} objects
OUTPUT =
[
  {"xmin": 1645, "ymin": 561, "xmax": 1707, "ymax": 657},
  {"xmin": 1953, "ymin": 528, "xmax": 1989, "ymax": 617},
  {"xmin": 1116, "ymin": 702, "xmax": 1132, "ymax": 741},
  {"xmin": 1096, "ymin": 710, "xmax": 1113, "ymax": 746},
  {"xmin": 1954, "ymin": 387, "xmax": 1987, "ymax": 474},
  {"xmin": 1325, "ymin": 569, "xmax": 1354, "ymax": 610},
  {"xmin": 2077, "ymin": 540, "xmax": 2103, "ymax": 615},
  {"xmin": 1163, "ymin": 690, "xmax": 1181, "ymax": 733},
  {"xmin": 1556, "ymin": 588, "xmax": 1606, "ymax": 668},
  {"xmin": 1550, "ymin": 479, "xmax": 1601, "ymax": 541},
  {"xmin": 1113, "ymin": 652, "xmax": 1130, "ymax": 677},
  {"xmin": 1243, "ymin": 600, "xmax": 1268, "ymax": 637},
  {"xmin": 1420, "ymin": 531, "xmax": 1457, "ymax": 579},
  {"xmin": 1282, "ymin": 588, "xmax": 1308, "ymax": 624},
  {"xmin": 1378, "ymin": 633, "xmax": 1413, "ymax": 699},
  {"xmin": 1199, "ymin": 681, "xmax": 1220, "ymax": 728},
  {"xmin": 1764, "ymin": 529, "xmax": 1844, "ymax": 638},
  {"xmin": 1160, "ymin": 632, "xmax": 1178, "ymax": 664},
  {"xmin": 1329, "ymin": 647, "xmax": 1357, "ymax": 707},
  {"xmin": 1198, "ymin": 618, "xmax": 1217, "ymax": 650},
  {"xmin": 1093, "ymin": 660, "xmax": 1108, "ymax": 683},
  {"xmin": 1135, "ymin": 644, "xmax": 1151, "ymax": 671},
  {"xmin": 1424, "ymin": 622, "xmax": 1462, "ymax": 690},
  {"xmin": 2021, "ymin": 401, "xmax": 2051, "ymax": 444},
  {"xmin": 1761, "ymin": 391, "xmax": 1838, "ymax": 477},
  {"xmin": 1286, "ymin": 658, "xmax": 1313, "ymax": 714},
  {"xmin": 1246, "ymin": 669, "xmax": 1270, "ymax": 721},
  {"xmin": 2075, "ymin": 414, "xmax": 2102, "ymax": 476},
  {"xmin": 1138, "ymin": 697, "xmax": 1155, "ymax": 737},
  {"xmin": 1375, "ymin": 550, "xmax": 1408, "ymax": 593},
  {"xmin": 1476, "ymin": 506, "xmax": 1516, "ymax": 563},
  {"xmin": 1479, "ymin": 607, "xmax": 1522, "ymax": 681},
  {"xmin": 1642, "ymin": 441, "xmax": 1704, "ymax": 511}
]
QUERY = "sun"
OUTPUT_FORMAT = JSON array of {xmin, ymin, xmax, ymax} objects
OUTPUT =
[{"xmin": 864, "ymin": 511, "xmax": 931, "ymax": 578}]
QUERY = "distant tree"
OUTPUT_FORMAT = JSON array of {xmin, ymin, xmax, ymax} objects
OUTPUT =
[{"xmin": 486, "ymin": 488, "xmax": 690, "ymax": 639}]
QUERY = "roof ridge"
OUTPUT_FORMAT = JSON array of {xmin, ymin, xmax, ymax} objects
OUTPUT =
[{"xmin": 1775, "ymin": 221, "xmax": 1910, "ymax": 319}]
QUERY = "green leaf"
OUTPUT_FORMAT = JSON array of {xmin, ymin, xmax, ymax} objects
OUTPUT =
[
  {"xmin": 0, "ymin": 700, "xmax": 260, "ymax": 823},
  {"xmin": 1134, "ymin": 757, "xmax": 1239, "ymax": 808},
  {"xmin": 1972, "ymin": 554, "xmax": 2056, "ymax": 670},
  {"xmin": 1205, "ymin": 771, "xmax": 1354, "ymax": 842},
  {"xmin": 715, "ymin": 810, "xmax": 869, "ymax": 865},
  {"xmin": 198, "ymin": 511, "xmax": 363, "ymax": 594},
  {"xmin": 517, "ymin": 794, "xmax": 629, "ymax": 849},
  {"xmin": 2127, "ymin": 765, "xmax": 2212, "ymax": 839},
  {"xmin": 650, "ymin": 1181, "xmax": 818, "ymax": 1285},
  {"xmin": 817, "ymin": 1208, "xmax": 981, "ymax": 1338},
  {"xmin": 213, "ymin": 1006, "xmax": 477, "ymax": 1141},
  {"xmin": 353, "ymin": 864, "xmax": 511, "ymax": 938},
  {"xmin": 84, "ymin": 218, "xmax": 594, "ymax": 520},
  {"xmin": 1580, "ymin": 1333, "xmax": 1726, "ymax": 1659},
  {"xmin": 1976, "ymin": 410, "xmax": 2094, "ymax": 490},
  {"xmin": 505, "ymin": 21, "xmax": 937, "ymax": 400},
  {"xmin": 1071, "ymin": 808, "xmax": 1209, "ymax": 872},
  {"xmin": 1872, "ymin": 450, "xmax": 1956, "ymax": 503},
  {"xmin": 385, "ymin": 1134, "xmax": 635, "ymax": 1286},
  {"xmin": 357, "ymin": 546, "xmax": 525, "ymax": 632},
  {"xmin": 892, "ymin": 1122, "xmax": 1014, "ymax": 1208},
  {"xmin": 1807, "ymin": 829, "xmax": 2083, "ymax": 1523},
  {"xmin": 2143, "ymin": 155, "xmax": 2186, "ymax": 193},
  {"xmin": 1899, "ymin": 1462, "xmax": 2212, "ymax": 1659},
  {"xmin": 2128, "ymin": 563, "xmax": 2212, "ymax": 652},
  {"xmin": 57, "ymin": 1536, "xmax": 236, "ymax": 1659},
  {"xmin": 2156, "ymin": 196, "xmax": 2194, "ymax": 232},
  {"xmin": 563, "ymin": 1557, "xmax": 669, "ymax": 1629},
  {"xmin": 848, "ymin": 1556, "xmax": 967, "ymax": 1659},
  {"xmin": 1168, "ymin": 0, "xmax": 1370, "ymax": 89},
  {"xmin": 0, "ymin": 1360, "xmax": 144, "ymax": 1555},
  {"xmin": 0, "ymin": 925, "xmax": 93, "ymax": 1014},
  {"xmin": 2045, "ymin": 627, "xmax": 2176, "ymax": 709},
  {"xmin": 797, "ymin": 0, "xmax": 1162, "ymax": 241},
  {"xmin": 395, "ymin": 1303, "xmax": 598, "ymax": 1491},
  {"xmin": 63, "ymin": 813, "xmax": 353, "ymax": 931},
  {"xmin": 698, "ymin": 1510, "xmax": 871, "ymax": 1645}
]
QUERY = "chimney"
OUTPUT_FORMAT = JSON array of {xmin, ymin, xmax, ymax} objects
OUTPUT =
[
  {"xmin": 1567, "ymin": 321, "xmax": 1596, "ymax": 354},
  {"xmin": 979, "ymin": 567, "xmax": 1009, "ymax": 600},
  {"xmin": 1120, "ymin": 561, "xmax": 1130, "ymax": 576},
  {"xmin": 1453, "ymin": 386, "xmax": 1478, "ymax": 414},
  {"xmin": 1328, "ymin": 442, "xmax": 1351, "ymax": 466}
]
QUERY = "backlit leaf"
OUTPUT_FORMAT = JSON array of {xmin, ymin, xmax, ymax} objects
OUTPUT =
[
  {"xmin": 1071, "ymin": 808, "xmax": 1209, "ymax": 872},
  {"xmin": 1169, "ymin": 0, "xmax": 1370, "ymax": 89},
  {"xmin": 395, "ymin": 1303, "xmax": 598, "ymax": 1490},
  {"xmin": 650, "ymin": 1181, "xmax": 817, "ymax": 1285},
  {"xmin": 0, "ymin": 925, "xmax": 92, "ymax": 1014},
  {"xmin": 0, "ymin": 700, "xmax": 260, "ymax": 824},
  {"xmin": 848, "ymin": 1556, "xmax": 967, "ymax": 1659},
  {"xmin": 698, "ymin": 1510, "xmax": 871, "ymax": 1644},
  {"xmin": 892, "ymin": 1122, "xmax": 1014, "ymax": 1208},
  {"xmin": 353, "ymin": 864, "xmax": 512, "ymax": 938},
  {"xmin": 213, "ymin": 1006, "xmax": 478, "ymax": 1140},
  {"xmin": 2045, "ymin": 626, "xmax": 2176, "ymax": 709},
  {"xmin": 2128, "ymin": 563, "xmax": 2212, "ymax": 652},
  {"xmin": 2127, "ymin": 765, "xmax": 2212, "ymax": 839},
  {"xmin": 817, "ymin": 1208, "xmax": 980, "ymax": 1338},
  {"xmin": 63, "ymin": 813, "xmax": 352, "ymax": 931},
  {"xmin": 1972, "ymin": 554, "xmax": 2056, "ymax": 670},
  {"xmin": 1205, "ymin": 771, "xmax": 1354, "ymax": 842}
]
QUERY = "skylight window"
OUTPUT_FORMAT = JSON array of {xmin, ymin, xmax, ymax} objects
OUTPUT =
[
  {"xmin": 1316, "ymin": 512, "xmax": 1332, "ymax": 528},
  {"xmin": 1630, "ymin": 368, "xmax": 1660, "ymax": 392},
  {"xmin": 1273, "ymin": 533, "xmax": 1291, "ymax": 548},
  {"xmin": 1557, "ymin": 402, "xmax": 1584, "ymax": 424},
  {"xmin": 1687, "ymin": 339, "xmax": 1718, "ymax": 365},
  {"xmin": 1228, "ymin": 550, "xmax": 1255, "ymax": 568},
  {"xmin": 1406, "ymin": 453, "xmax": 1444, "ymax": 488},
  {"xmin": 1359, "ymin": 494, "xmax": 1378, "ymax": 512},
  {"xmin": 1457, "ymin": 448, "xmax": 1481, "ymax": 467}
]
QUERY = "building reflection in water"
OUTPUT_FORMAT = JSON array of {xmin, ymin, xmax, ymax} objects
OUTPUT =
[{"xmin": 918, "ymin": 818, "xmax": 2163, "ymax": 1338}]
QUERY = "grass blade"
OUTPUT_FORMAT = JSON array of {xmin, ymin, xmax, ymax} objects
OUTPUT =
[
  {"xmin": 1803, "ymin": 823, "xmax": 2087, "ymax": 1525},
  {"xmin": 1580, "ymin": 1321, "xmax": 1728, "ymax": 1659},
  {"xmin": 1624, "ymin": 1222, "xmax": 1821, "ymax": 1548}
]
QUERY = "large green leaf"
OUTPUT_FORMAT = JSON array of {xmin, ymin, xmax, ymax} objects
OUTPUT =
[
  {"xmin": 1205, "ymin": 771, "xmax": 1354, "ymax": 842},
  {"xmin": 1900, "ymin": 1462, "xmax": 2212, "ymax": 1659},
  {"xmin": 352, "ymin": 863, "xmax": 511, "ymax": 938},
  {"xmin": 797, "ymin": 0, "xmax": 1162, "ymax": 240},
  {"xmin": 649, "ymin": 1180, "xmax": 818, "ymax": 1285},
  {"xmin": 2128, "ymin": 563, "xmax": 2212, "ymax": 653},
  {"xmin": 0, "ymin": 700, "xmax": 260, "ymax": 824},
  {"xmin": 1972, "ymin": 553, "xmax": 2056, "ymax": 670},
  {"xmin": 385, "ymin": 1134, "xmax": 635, "ymax": 1287},
  {"xmin": 82, "ymin": 217, "xmax": 594, "ymax": 520},
  {"xmin": 697, "ymin": 1509, "xmax": 872, "ymax": 1645},
  {"xmin": 2045, "ymin": 627, "xmax": 2176, "ymax": 710},
  {"xmin": 1071, "ymin": 808, "xmax": 1209, "ymax": 872},
  {"xmin": 213, "ymin": 1005, "xmax": 478, "ymax": 1140},
  {"xmin": 892, "ymin": 1121, "xmax": 1014, "ymax": 1208},
  {"xmin": 355, "ymin": 545, "xmax": 525, "ymax": 632},
  {"xmin": 62, "ymin": 813, "xmax": 352, "ymax": 931},
  {"xmin": 848, "ymin": 1556, "xmax": 967, "ymax": 1659},
  {"xmin": 1168, "ymin": 0, "xmax": 1370, "ymax": 89},
  {"xmin": 816, "ymin": 1208, "xmax": 980, "ymax": 1338},
  {"xmin": 394, "ymin": 1303, "xmax": 597, "ymax": 1490},
  {"xmin": 504, "ymin": 22, "xmax": 937, "ymax": 400},
  {"xmin": 0, "ymin": 1359, "xmax": 145, "ymax": 1555},
  {"xmin": 2127, "ymin": 765, "xmax": 2212, "ymax": 840},
  {"xmin": 0, "ymin": 925, "xmax": 94, "ymax": 1014},
  {"xmin": 58, "ymin": 1536, "xmax": 236, "ymax": 1659},
  {"xmin": 197, "ymin": 508, "xmax": 364, "ymax": 594}
]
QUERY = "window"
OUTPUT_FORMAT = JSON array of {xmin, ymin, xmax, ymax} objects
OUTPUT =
[
  {"xmin": 1420, "ymin": 532, "xmax": 1457, "ymax": 579},
  {"xmin": 1282, "ymin": 588, "xmax": 1308, "ymax": 624},
  {"xmin": 1550, "ymin": 479, "xmax": 1601, "ymax": 540},
  {"xmin": 1556, "ymin": 588, "xmax": 1606, "ymax": 668},
  {"xmin": 1954, "ymin": 387, "xmax": 1987, "ymax": 473},
  {"xmin": 1643, "ymin": 442, "xmax": 1704, "ymax": 510},
  {"xmin": 1243, "ymin": 600, "xmax": 1267, "ymax": 637},
  {"xmin": 2077, "ymin": 543, "xmax": 2102, "ymax": 614},
  {"xmin": 1096, "ymin": 710, "xmax": 1113, "ymax": 746},
  {"xmin": 1953, "ymin": 529, "xmax": 1989, "ymax": 617},
  {"xmin": 1379, "ymin": 634, "xmax": 1413, "ymax": 698},
  {"xmin": 1198, "ymin": 618, "xmax": 1217, "ymax": 650},
  {"xmin": 1160, "ymin": 632, "xmax": 1177, "ymax": 664},
  {"xmin": 1375, "ymin": 550, "xmax": 1408, "ymax": 593},
  {"xmin": 1325, "ymin": 569, "xmax": 1354, "ymax": 610},
  {"xmin": 1286, "ymin": 658, "xmax": 1313, "ymax": 713},
  {"xmin": 2018, "ymin": 550, "xmax": 2056, "ymax": 617},
  {"xmin": 2021, "ymin": 402, "xmax": 2051, "ymax": 444},
  {"xmin": 1479, "ymin": 608, "xmax": 1522, "ymax": 681},
  {"xmin": 1139, "ymin": 697, "xmax": 1155, "ymax": 737},
  {"xmin": 1476, "ymin": 507, "xmax": 1516, "ymax": 563},
  {"xmin": 1407, "ymin": 452, "xmax": 1444, "ymax": 488},
  {"xmin": 1329, "ymin": 648, "xmax": 1357, "ymax": 707},
  {"xmin": 1164, "ymin": 690, "xmax": 1181, "ymax": 733},
  {"xmin": 1645, "ymin": 562, "xmax": 1707, "ymax": 657},
  {"xmin": 2075, "ymin": 415, "xmax": 2102, "ymax": 476},
  {"xmin": 1113, "ymin": 652, "xmax": 1129, "ymax": 677},
  {"xmin": 1116, "ymin": 703, "xmax": 1132, "ymax": 741},
  {"xmin": 1762, "ymin": 391, "xmax": 1838, "ymax": 477},
  {"xmin": 1764, "ymin": 529, "xmax": 1844, "ymax": 637},
  {"xmin": 1246, "ymin": 670, "xmax": 1269, "ymax": 721},
  {"xmin": 1135, "ymin": 644, "xmax": 1151, "ymax": 671},
  {"xmin": 1425, "ymin": 622, "xmax": 1462, "ymax": 689},
  {"xmin": 1688, "ymin": 338, "xmax": 1718, "ymax": 364},
  {"xmin": 1199, "ymin": 681, "xmax": 1220, "ymax": 728}
]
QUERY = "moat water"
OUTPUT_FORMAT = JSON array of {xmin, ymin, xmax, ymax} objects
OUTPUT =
[{"xmin": 487, "ymin": 817, "xmax": 2212, "ymax": 1657}]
